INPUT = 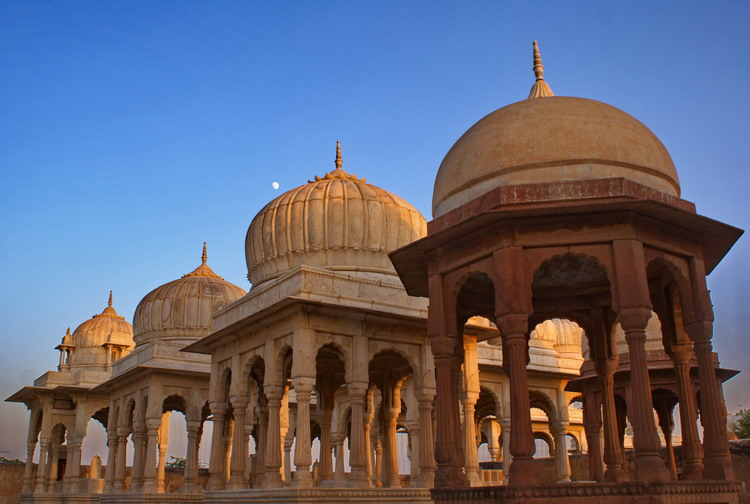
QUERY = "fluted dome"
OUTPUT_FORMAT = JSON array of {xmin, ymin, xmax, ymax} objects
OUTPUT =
[
  {"xmin": 432, "ymin": 44, "xmax": 679, "ymax": 218},
  {"xmin": 246, "ymin": 142, "xmax": 427, "ymax": 287},
  {"xmin": 133, "ymin": 244, "xmax": 246, "ymax": 344},
  {"xmin": 70, "ymin": 292, "xmax": 133, "ymax": 366}
]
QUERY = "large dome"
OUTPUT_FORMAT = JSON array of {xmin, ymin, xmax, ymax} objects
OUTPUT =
[
  {"xmin": 133, "ymin": 244, "xmax": 246, "ymax": 344},
  {"xmin": 432, "ymin": 46, "xmax": 680, "ymax": 218},
  {"xmin": 70, "ymin": 292, "xmax": 134, "ymax": 367},
  {"xmin": 246, "ymin": 142, "xmax": 427, "ymax": 287}
]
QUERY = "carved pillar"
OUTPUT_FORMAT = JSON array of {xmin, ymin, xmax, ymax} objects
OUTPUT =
[
  {"xmin": 333, "ymin": 435, "xmax": 346, "ymax": 484},
  {"xmin": 668, "ymin": 344, "xmax": 704, "ymax": 479},
  {"xmin": 553, "ymin": 421, "xmax": 571, "ymax": 483},
  {"xmin": 485, "ymin": 419, "xmax": 501, "ymax": 463},
  {"xmin": 182, "ymin": 420, "xmax": 201, "ymax": 492},
  {"xmin": 582, "ymin": 391, "xmax": 604, "ymax": 482},
  {"xmin": 47, "ymin": 445, "xmax": 59, "ymax": 492},
  {"xmin": 223, "ymin": 415, "xmax": 233, "ymax": 484},
  {"xmin": 103, "ymin": 427, "xmax": 117, "ymax": 493},
  {"xmin": 141, "ymin": 418, "xmax": 160, "ymax": 493},
  {"xmin": 114, "ymin": 429, "xmax": 128, "ymax": 491},
  {"xmin": 319, "ymin": 403, "xmax": 334, "ymax": 482},
  {"xmin": 373, "ymin": 439, "xmax": 383, "ymax": 487},
  {"xmin": 263, "ymin": 385, "xmax": 283, "ymax": 488},
  {"xmin": 63, "ymin": 439, "xmax": 82, "ymax": 493},
  {"xmin": 207, "ymin": 402, "xmax": 227, "ymax": 491},
  {"xmin": 408, "ymin": 424, "xmax": 421, "ymax": 486},
  {"xmin": 428, "ymin": 272, "xmax": 465, "ymax": 488},
  {"xmin": 347, "ymin": 381, "xmax": 371, "ymax": 487},
  {"xmin": 500, "ymin": 420, "xmax": 511, "ymax": 481},
  {"xmin": 594, "ymin": 358, "xmax": 627, "ymax": 482},
  {"xmin": 497, "ymin": 314, "xmax": 539, "ymax": 485},
  {"xmin": 654, "ymin": 397, "xmax": 678, "ymax": 480},
  {"xmin": 462, "ymin": 335, "xmax": 481, "ymax": 486},
  {"xmin": 685, "ymin": 319, "xmax": 735, "ymax": 480},
  {"xmin": 364, "ymin": 388, "xmax": 376, "ymax": 483},
  {"xmin": 417, "ymin": 394, "xmax": 436, "ymax": 487},
  {"xmin": 130, "ymin": 421, "xmax": 146, "ymax": 492},
  {"xmin": 156, "ymin": 412, "xmax": 170, "ymax": 493},
  {"xmin": 228, "ymin": 399, "xmax": 248, "ymax": 489},
  {"xmin": 619, "ymin": 307, "xmax": 672, "ymax": 482},
  {"xmin": 292, "ymin": 378, "xmax": 314, "ymax": 487},
  {"xmin": 34, "ymin": 438, "xmax": 50, "ymax": 493},
  {"xmin": 23, "ymin": 441, "xmax": 36, "ymax": 493},
  {"xmin": 254, "ymin": 402, "xmax": 268, "ymax": 487},
  {"xmin": 383, "ymin": 386, "xmax": 402, "ymax": 487}
]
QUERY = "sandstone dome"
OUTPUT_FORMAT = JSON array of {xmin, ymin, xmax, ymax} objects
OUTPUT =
[
  {"xmin": 70, "ymin": 292, "xmax": 133, "ymax": 366},
  {"xmin": 432, "ymin": 46, "xmax": 680, "ymax": 218},
  {"xmin": 246, "ymin": 142, "xmax": 427, "ymax": 287},
  {"xmin": 133, "ymin": 244, "xmax": 246, "ymax": 344}
]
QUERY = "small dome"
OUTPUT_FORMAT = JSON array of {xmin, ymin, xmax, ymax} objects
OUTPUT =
[
  {"xmin": 432, "ymin": 44, "xmax": 679, "ymax": 218},
  {"xmin": 70, "ymin": 292, "xmax": 134, "ymax": 366},
  {"xmin": 246, "ymin": 142, "xmax": 427, "ymax": 287},
  {"xmin": 133, "ymin": 244, "xmax": 246, "ymax": 345}
]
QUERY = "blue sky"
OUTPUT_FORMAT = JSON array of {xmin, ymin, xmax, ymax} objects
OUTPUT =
[{"xmin": 1, "ymin": 1, "xmax": 749, "ymax": 458}]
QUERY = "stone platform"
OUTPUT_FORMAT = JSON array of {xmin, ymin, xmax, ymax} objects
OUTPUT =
[
  {"xmin": 430, "ymin": 481, "xmax": 744, "ymax": 504},
  {"xmin": 204, "ymin": 488, "xmax": 433, "ymax": 504}
]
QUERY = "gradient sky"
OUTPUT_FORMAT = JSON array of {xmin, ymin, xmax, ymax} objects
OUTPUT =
[{"xmin": 1, "ymin": 1, "xmax": 749, "ymax": 459}]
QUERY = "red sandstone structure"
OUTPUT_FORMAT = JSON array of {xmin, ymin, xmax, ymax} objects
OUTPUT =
[{"xmin": 390, "ymin": 41, "xmax": 744, "ymax": 503}]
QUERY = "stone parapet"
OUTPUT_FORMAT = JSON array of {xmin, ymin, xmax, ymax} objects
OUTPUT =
[{"xmin": 204, "ymin": 488, "xmax": 432, "ymax": 504}]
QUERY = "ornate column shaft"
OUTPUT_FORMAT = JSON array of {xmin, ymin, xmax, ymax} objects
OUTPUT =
[
  {"xmin": 206, "ymin": 402, "xmax": 227, "ymax": 491},
  {"xmin": 497, "ymin": 314, "xmax": 539, "ymax": 485},
  {"xmin": 686, "ymin": 320, "xmax": 735, "ymax": 480},
  {"xmin": 182, "ymin": 420, "xmax": 201, "ymax": 492},
  {"xmin": 141, "ymin": 419, "xmax": 161, "ymax": 493},
  {"xmin": 130, "ymin": 422, "xmax": 146, "ymax": 492},
  {"xmin": 103, "ymin": 428, "xmax": 117, "ymax": 492},
  {"xmin": 34, "ymin": 439, "xmax": 50, "ymax": 493},
  {"xmin": 319, "ymin": 405, "xmax": 334, "ymax": 482},
  {"xmin": 47, "ymin": 446, "xmax": 59, "ymax": 492},
  {"xmin": 374, "ymin": 439, "xmax": 383, "ymax": 487},
  {"xmin": 114, "ymin": 430, "xmax": 128, "ymax": 491},
  {"xmin": 619, "ymin": 307, "xmax": 671, "ymax": 482},
  {"xmin": 292, "ymin": 378, "xmax": 314, "ymax": 487},
  {"xmin": 23, "ymin": 441, "xmax": 36, "ymax": 493},
  {"xmin": 594, "ymin": 358, "xmax": 627, "ymax": 482},
  {"xmin": 384, "ymin": 393, "xmax": 401, "ymax": 487},
  {"xmin": 347, "ymin": 381, "xmax": 371, "ymax": 487},
  {"xmin": 333, "ymin": 436, "xmax": 346, "ymax": 484},
  {"xmin": 553, "ymin": 422, "xmax": 571, "ymax": 483},
  {"xmin": 63, "ymin": 440, "xmax": 82, "ymax": 493},
  {"xmin": 263, "ymin": 385, "xmax": 283, "ymax": 488},
  {"xmin": 500, "ymin": 420, "xmax": 511, "ymax": 480},
  {"xmin": 228, "ymin": 399, "xmax": 248, "ymax": 489},
  {"xmin": 417, "ymin": 396, "xmax": 436, "ymax": 488},
  {"xmin": 156, "ymin": 413, "xmax": 169, "ymax": 493},
  {"xmin": 462, "ymin": 393, "xmax": 481, "ymax": 485},
  {"xmin": 254, "ymin": 404, "xmax": 268, "ymax": 487},
  {"xmin": 582, "ymin": 391, "xmax": 604, "ymax": 482},
  {"xmin": 668, "ymin": 344, "xmax": 704, "ymax": 479}
]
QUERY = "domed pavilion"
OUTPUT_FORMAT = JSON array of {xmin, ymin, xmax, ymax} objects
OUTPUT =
[{"xmin": 390, "ymin": 41, "xmax": 743, "ymax": 503}]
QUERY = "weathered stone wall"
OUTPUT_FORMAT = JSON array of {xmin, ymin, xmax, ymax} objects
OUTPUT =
[
  {"xmin": 729, "ymin": 440, "xmax": 750, "ymax": 503},
  {"xmin": 0, "ymin": 463, "xmax": 24, "ymax": 504}
]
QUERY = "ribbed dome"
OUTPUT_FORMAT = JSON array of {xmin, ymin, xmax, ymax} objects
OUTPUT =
[
  {"xmin": 432, "ymin": 96, "xmax": 680, "ymax": 218},
  {"xmin": 133, "ymin": 244, "xmax": 246, "ymax": 345},
  {"xmin": 70, "ymin": 292, "xmax": 133, "ymax": 366},
  {"xmin": 246, "ymin": 142, "xmax": 427, "ymax": 287}
]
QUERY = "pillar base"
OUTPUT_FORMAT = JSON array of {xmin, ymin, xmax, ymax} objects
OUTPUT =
[
  {"xmin": 633, "ymin": 454, "xmax": 672, "ymax": 483},
  {"xmin": 508, "ymin": 457, "xmax": 540, "ymax": 486},
  {"xmin": 292, "ymin": 470, "xmax": 313, "ymax": 488},
  {"xmin": 679, "ymin": 461, "xmax": 704, "ymax": 481},
  {"xmin": 703, "ymin": 455, "xmax": 736, "ymax": 481},
  {"xmin": 435, "ymin": 465, "xmax": 467, "ymax": 488},
  {"xmin": 263, "ymin": 473, "xmax": 283, "ymax": 489},
  {"xmin": 347, "ymin": 477, "xmax": 373, "ymax": 488},
  {"xmin": 604, "ymin": 466, "xmax": 628, "ymax": 482}
]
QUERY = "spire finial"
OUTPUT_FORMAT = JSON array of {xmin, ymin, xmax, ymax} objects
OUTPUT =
[
  {"xmin": 108, "ymin": 290, "xmax": 113, "ymax": 307},
  {"xmin": 66, "ymin": 327, "xmax": 71, "ymax": 335},
  {"xmin": 528, "ymin": 40, "xmax": 555, "ymax": 99},
  {"xmin": 335, "ymin": 140, "xmax": 343, "ymax": 170},
  {"xmin": 202, "ymin": 242, "xmax": 207, "ymax": 265}
]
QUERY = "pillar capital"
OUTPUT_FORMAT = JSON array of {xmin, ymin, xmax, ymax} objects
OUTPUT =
[
  {"xmin": 186, "ymin": 420, "xmax": 201, "ymax": 433},
  {"xmin": 292, "ymin": 376, "xmax": 316, "ymax": 393},
  {"xmin": 684, "ymin": 320, "xmax": 713, "ymax": 344},
  {"xmin": 264, "ymin": 384, "xmax": 284, "ymax": 402},
  {"xmin": 209, "ymin": 401, "xmax": 227, "ymax": 416},
  {"xmin": 230, "ymin": 396, "xmax": 248, "ymax": 410},
  {"xmin": 348, "ymin": 381, "xmax": 369, "ymax": 398},
  {"xmin": 618, "ymin": 306, "xmax": 652, "ymax": 332},
  {"xmin": 594, "ymin": 356, "xmax": 619, "ymax": 377},
  {"xmin": 145, "ymin": 418, "xmax": 161, "ymax": 431},
  {"xmin": 495, "ymin": 313, "xmax": 528, "ymax": 338}
]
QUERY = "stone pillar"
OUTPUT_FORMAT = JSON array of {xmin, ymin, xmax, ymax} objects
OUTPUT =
[
  {"xmin": 686, "ymin": 320, "xmax": 736, "ymax": 480},
  {"xmin": 103, "ymin": 428, "xmax": 117, "ymax": 492},
  {"xmin": 462, "ymin": 392, "xmax": 481, "ymax": 485},
  {"xmin": 500, "ymin": 420, "xmax": 511, "ymax": 481},
  {"xmin": 254, "ymin": 403, "xmax": 268, "ymax": 487},
  {"xmin": 417, "ymin": 394, "xmax": 436, "ymax": 488},
  {"xmin": 223, "ymin": 416, "xmax": 234, "ymax": 484},
  {"xmin": 373, "ymin": 439, "xmax": 383, "ymax": 487},
  {"xmin": 485, "ymin": 419, "xmax": 501, "ymax": 462},
  {"xmin": 228, "ymin": 399, "xmax": 248, "ymax": 489},
  {"xmin": 347, "ymin": 381, "xmax": 371, "ymax": 487},
  {"xmin": 283, "ymin": 437, "xmax": 293, "ymax": 485},
  {"xmin": 34, "ymin": 438, "xmax": 50, "ymax": 493},
  {"xmin": 654, "ymin": 397, "xmax": 677, "ymax": 480},
  {"xmin": 263, "ymin": 385, "xmax": 283, "ymax": 488},
  {"xmin": 496, "ymin": 314, "xmax": 539, "ymax": 485},
  {"xmin": 130, "ymin": 421, "xmax": 146, "ymax": 492},
  {"xmin": 668, "ymin": 344, "xmax": 704, "ymax": 480},
  {"xmin": 333, "ymin": 435, "xmax": 346, "ymax": 485},
  {"xmin": 23, "ymin": 441, "xmax": 36, "ymax": 493},
  {"xmin": 619, "ymin": 307, "xmax": 671, "ymax": 482},
  {"xmin": 594, "ymin": 358, "xmax": 627, "ymax": 482},
  {"xmin": 207, "ymin": 402, "xmax": 227, "ymax": 491},
  {"xmin": 408, "ymin": 424, "xmax": 421, "ymax": 486},
  {"xmin": 156, "ymin": 412, "xmax": 169, "ymax": 493},
  {"xmin": 63, "ymin": 439, "xmax": 82, "ymax": 493},
  {"xmin": 582, "ymin": 391, "xmax": 604, "ymax": 482},
  {"xmin": 182, "ymin": 420, "xmax": 201, "ymax": 492},
  {"xmin": 114, "ymin": 429, "xmax": 128, "ymax": 491},
  {"xmin": 364, "ymin": 388, "xmax": 376, "ymax": 483},
  {"xmin": 141, "ymin": 418, "xmax": 160, "ymax": 493},
  {"xmin": 319, "ymin": 404, "xmax": 334, "ymax": 482},
  {"xmin": 47, "ymin": 445, "xmax": 59, "ymax": 492},
  {"xmin": 292, "ymin": 378, "xmax": 314, "ymax": 487},
  {"xmin": 383, "ymin": 386, "xmax": 401, "ymax": 487},
  {"xmin": 553, "ymin": 421, "xmax": 571, "ymax": 483}
]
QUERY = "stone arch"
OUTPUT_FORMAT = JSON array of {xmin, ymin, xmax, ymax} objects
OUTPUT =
[
  {"xmin": 453, "ymin": 270, "xmax": 497, "ymax": 325},
  {"xmin": 645, "ymin": 257, "xmax": 697, "ymax": 350},
  {"xmin": 240, "ymin": 352, "xmax": 265, "ymax": 398},
  {"xmin": 528, "ymin": 389, "xmax": 558, "ymax": 423},
  {"xmin": 476, "ymin": 386, "xmax": 499, "ymax": 423},
  {"xmin": 162, "ymin": 394, "xmax": 187, "ymax": 415},
  {"xmin": 566, "ymin": 432, "xmax": 581, "ymax": 454},
  {"xmin": 313, "ymin": 338, "xmax": 351, "ymax": 379},
  {"xmin": 368, "ymin": 343, "xmax": 420, "ymax": 387},
  {"xmin": 533, "ymin": 431, "xmax": 554, "ymax": 458}
]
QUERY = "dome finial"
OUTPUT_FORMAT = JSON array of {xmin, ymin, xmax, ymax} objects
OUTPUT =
[
  {"xmin": 202, "ymin": 242, "xmax": 208, "ymax": 265},
  {"xmin": 108, "ymin": 290, "xmax": 113, "ymax": 307},
  {"xmin": 528, "ymin": 40, "xmax": 555, "ymax": 99},
  {"xmin": 335, "ymin": 140, "xmax": 343, "ymax": 170}
]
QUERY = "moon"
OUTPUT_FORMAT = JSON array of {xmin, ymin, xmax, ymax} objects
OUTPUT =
[{"xmin": 272, "ymin": 182, "xmax": 279, "ymax": 190}]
